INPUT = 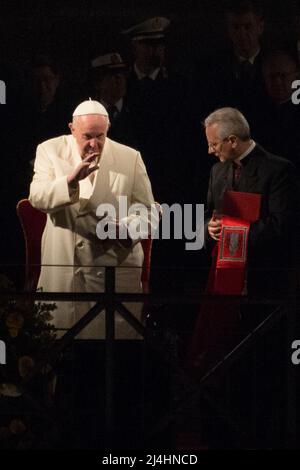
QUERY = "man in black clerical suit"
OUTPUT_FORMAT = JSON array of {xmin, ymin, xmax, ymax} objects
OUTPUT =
[
  {"xmin": 204, "ymin": 107, "xmax": 299, "ymax": 298},
  {"xmin": 189, "ymin": 106, "xmax": 299, "ymax": 448}
]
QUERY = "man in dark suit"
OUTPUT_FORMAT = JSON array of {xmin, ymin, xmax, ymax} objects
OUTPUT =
[
  {"xmin": 190, "ymin": 106, "xmax": 299, "ymax": 447},
  {"xmin": 121, "ymin": 17, "xmax": 187, "ymax": 205},
  {"xmin": 253, "ymin": 49, "xmax": 300, "ymax": 175},
  {"xmin": 204, "ymin": 106, "xmax": 299, "ymax": 298},
  {"xmin": 89, "ymin": 52, "xmax": 138, "ymax": 149},
  {"xmin": 200, "ymin": 0, "xmax": 266, "ymax": 127},
  {"xmin": 122, "ymin": 17, "xmax": 190, "ymax": 289}
]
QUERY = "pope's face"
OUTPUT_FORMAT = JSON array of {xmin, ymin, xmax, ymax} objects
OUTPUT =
[{"xmin": 69, "ymin": 114, "xmax": 109, "ymax": 159}]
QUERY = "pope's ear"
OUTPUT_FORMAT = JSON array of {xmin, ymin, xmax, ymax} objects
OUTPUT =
[{"xmin": 68, "ymin": 122, "xmax": 73, "ymax": 132}]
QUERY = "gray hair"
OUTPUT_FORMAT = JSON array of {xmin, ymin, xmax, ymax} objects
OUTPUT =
[{"xmin": 204, "ymin": 107, "xmax": 251, "ymax": 141}]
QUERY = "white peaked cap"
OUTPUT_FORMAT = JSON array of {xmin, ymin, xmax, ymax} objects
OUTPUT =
[
  {"xmin": 72, "ymin": 98, "xmax": 108, "ymax": 117},
  {"xmin": 122, "ymin": 17, "xmax": 170, "ymax": 41},
  {"xmin": 91, "ymin": 52, "xmax": 126, "ymax": 69}
]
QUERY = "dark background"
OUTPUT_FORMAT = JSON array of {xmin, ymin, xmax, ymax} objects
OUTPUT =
[
  {"xmin": 0, "ymin": 0, "xmax": 296, "ymax": 88},
  {"xmin": 0, "ymin": 1, "xmax": 298, "ymax": 450},
  {"xmin": 0, "ymin": 0, "xmax": 298, "ymax": 284}
]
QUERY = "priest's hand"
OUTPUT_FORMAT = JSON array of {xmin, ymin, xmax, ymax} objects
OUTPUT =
[{"xmin": 208, "ymin": 210, "xmax": 222, "ymax": 241}]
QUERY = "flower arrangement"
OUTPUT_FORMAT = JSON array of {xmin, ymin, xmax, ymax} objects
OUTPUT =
[{"xmin": 0, "ymin": 274, "xmax": 57, "ymax": 449}]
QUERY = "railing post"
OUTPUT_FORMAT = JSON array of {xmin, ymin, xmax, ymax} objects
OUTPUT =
[{"xmin": 104, "ymin": 266, "xmax": 116, "ymax": 444}]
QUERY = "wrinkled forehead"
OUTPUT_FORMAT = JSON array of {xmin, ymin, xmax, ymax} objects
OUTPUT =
[
  {"xmin": 73, "ymin": 114, "xmax": 109, "ymax": 132},
  {"xmin": 205, "ymin": 122, "xmax": 220, "ymax": 135}
]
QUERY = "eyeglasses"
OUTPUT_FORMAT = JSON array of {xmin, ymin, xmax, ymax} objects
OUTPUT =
[{"xmin": 207, "ymin": 137, "xmax": 229, "ymax": 151}]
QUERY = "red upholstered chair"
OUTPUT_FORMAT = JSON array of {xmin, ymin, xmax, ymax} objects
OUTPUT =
[
  {"xmin": 16, "ymin": 199, "xmax": 155, "ymax": 293},
  {"xmin": 140, "ymin": 237, "xmax": 153, "ymax": 294},
  {"xmin": 16, "ymin": 199, "xmax": 46, "ymax": 291}
]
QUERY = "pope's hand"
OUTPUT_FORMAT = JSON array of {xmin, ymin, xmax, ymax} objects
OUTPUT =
[{"xmin": 67, "ymin": 152, "xmax": 100, "ymax": 186}]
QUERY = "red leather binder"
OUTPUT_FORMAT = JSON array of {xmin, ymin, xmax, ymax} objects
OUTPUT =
[
  {"xmin": 221, "ymin": 190, "xmax": 261, "ymax": 222},
  {"xmin": 188, "ymin": 190, "xmax": 262, "ymax": 373}
]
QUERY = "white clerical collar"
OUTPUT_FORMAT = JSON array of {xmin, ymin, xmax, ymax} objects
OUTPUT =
[
  {"xmin": 134, "ymin": 63, "xmax": 161, "ymax": 80},
  {"xmin": 237, "ymin": 140, "xmax": 256, "ymax": 162}
]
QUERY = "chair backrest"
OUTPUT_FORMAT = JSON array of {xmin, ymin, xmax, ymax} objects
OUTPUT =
[
  {"xmin": 16, "ymin": 199, "xmax": 46, "ymax": 291},
  {"xmin": 140, "ymin": 201, "xmax": 162, "ymax": 293},
  {"xmin": 16, "ymin": 199, "xmax": 156, "ymax": 293},
  {"xmin": 140, "ymin": 237, "xmax": 153, "ymax": 293}
]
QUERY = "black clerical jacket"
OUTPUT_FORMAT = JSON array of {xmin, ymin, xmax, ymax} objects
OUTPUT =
[{"xmin": 205, "ymin": 144, "xmax": 299, "ymax": 296}]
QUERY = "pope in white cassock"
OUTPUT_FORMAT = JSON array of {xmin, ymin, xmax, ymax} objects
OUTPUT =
[{"xmin": 29, "ymin": 99, "xmax": 156, "ymax": 339}]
